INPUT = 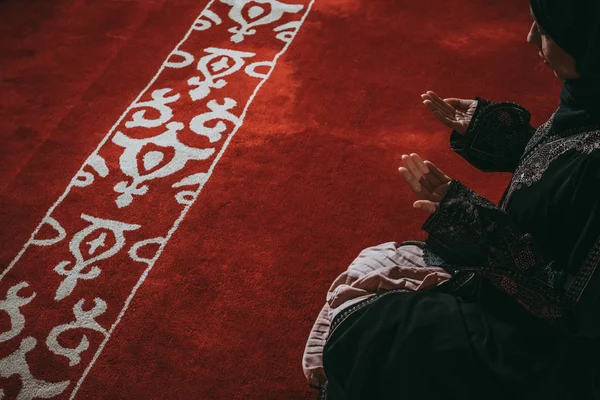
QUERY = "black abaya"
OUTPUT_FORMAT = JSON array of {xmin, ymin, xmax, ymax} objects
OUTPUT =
[
  {"xmin": 321, "ymin": 97, "xmax": 600, "ymax": 399},
  {"xmin": 319, "ymin": 1, "xmax": 600, "ymax": 398}
]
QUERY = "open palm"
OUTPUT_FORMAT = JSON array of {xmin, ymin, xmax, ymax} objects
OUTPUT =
[
  {"xmin": 398, "ymin": 153, "xmax": 452, "ymax": 214},
  {"xmin": 421, "ymin": 91, "xmax": 478, "ymax": 135}
]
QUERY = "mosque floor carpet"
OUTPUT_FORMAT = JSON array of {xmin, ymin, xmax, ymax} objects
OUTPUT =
[{"xmin": 0, "ymin": 0, "xmax": 560, "ymax": 398}]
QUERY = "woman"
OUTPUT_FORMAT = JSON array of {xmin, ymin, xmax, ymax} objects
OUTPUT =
[{"xmin": 306, "ymin": 0, "xmax": 600, "ymax": 399}]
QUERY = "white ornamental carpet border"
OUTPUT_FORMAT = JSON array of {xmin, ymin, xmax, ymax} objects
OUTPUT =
[{"xmin": 0, "ymin": 0, "xmax": 314, "ymax": 398}]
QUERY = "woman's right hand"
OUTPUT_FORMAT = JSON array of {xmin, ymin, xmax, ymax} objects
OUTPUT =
[{"xmin": 420, "ymin": 91, "xmax": 478, "ymax": 135}]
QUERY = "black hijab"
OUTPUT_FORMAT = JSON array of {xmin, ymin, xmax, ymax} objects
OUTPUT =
[{"xmin": 529, "ymin": 0, "xmax": 600, "ymax": 131}]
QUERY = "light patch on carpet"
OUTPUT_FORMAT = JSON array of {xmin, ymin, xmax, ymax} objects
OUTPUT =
[{"xmin": 0, "ymin": 0, "xmax": 315, "ymax": 398}]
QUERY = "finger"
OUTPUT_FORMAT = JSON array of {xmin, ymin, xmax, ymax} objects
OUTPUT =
[
  {"xmin": 402, "ymin": 154, "xmax": 434, "ymax": 193},
  {"xmin": 421, "ymin": 94, "xmax": 437, "ymax": 104},
  {"xmin": 413, "ymin": 200, "xmax": 439, "ymax": 214},
  {"xmin": 444, "ymin": 98, "xmax": 474, "ymax": 111},
  {"xmin": 401, "ymin": 154, "xmax": 421, "ymax": 179},
  {"xmin": 409, "ymin": 153, "xmax": 429, "ymax": 175},
  {"xmin": 399, "ymin": 168, "xmax": 429, "ymax": 200},
  {"xmin": 423, "ymin": 93, "xmax": 454, "ymax": 117},
  {"xmin": 424, "ymin": 161, "xmax": 452, "ymax": 183},
  {"xmin": 430, "ymin": 182, "xmax": 451, "ymax": 201},
  {"xmin": 424, "ymin": 98, "xmax": 454, "ymax": 119},
  {"xmin": 427, "ymin": 91, "xmax": 457, "ymax": 116},
  {"xmin": 398, "ymin": 167, "xmax": 428, "ymax": 200},
  {"xmin": 422, "ymin": 99, "xmax": 439, "ymax": 114},
  {"xmin": 423, "ymin": 97, "xmax": 448, "ymax": 114},
  {"xmin": 410, "ymin": 153, "xmax": 445, "ymax": 188},
  {"xmin": 410, "ymin": 153, "xmax": 444, "ymax": 195},
  {"xmin": 399, "ymin": 160, "xmax": 428, "ymax": 197},
  {"xmin": 433, "ymin": 110, "xmax": 462, "ymax": 131}
]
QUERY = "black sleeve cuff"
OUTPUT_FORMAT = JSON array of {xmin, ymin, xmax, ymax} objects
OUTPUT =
[
  {"xmin": 448, "ymin": 97, "xmax": 533, "ymax": 173},
  {"xmin": 420, "ymin": 180, "xmax": 489, "ymax": 267}
]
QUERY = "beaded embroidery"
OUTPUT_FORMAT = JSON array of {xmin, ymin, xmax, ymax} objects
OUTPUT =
[
  {"xmin": 501, "ymin": 127, "xmax": 600, "ymax": 207},
  {"xmin": 566, "ymin": 235, "xmax": 600, "ymax": 306},
  {"xmin": 422, "ymin": 180, "xmax": 565, "ymax": 320}
]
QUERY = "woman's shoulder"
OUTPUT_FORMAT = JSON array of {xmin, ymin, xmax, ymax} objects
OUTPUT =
[
  {"xmin": 553, "ymin": 128, "xmax": 600, "ymax": 162},
  {"xmin": 575, "ymin": 129, "xmax": 600, "ymax": 159},
  {"xmin": 566, "ymin": 132, "xmax": 600, "ymax": 187}
]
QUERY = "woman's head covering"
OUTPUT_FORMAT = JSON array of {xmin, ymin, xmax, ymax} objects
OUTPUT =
[
  {"xmin": 529, "ymin": 0, "xmax": 600, "ymax": 79},
  {"xmin": 529, "ymin": 0, "xmax": 600, "ymax": 130}
]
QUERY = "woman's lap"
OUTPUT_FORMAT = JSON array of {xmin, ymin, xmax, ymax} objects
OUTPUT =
[
  {"xmin": 305, "ymin": 242, "xmax": 575, "ymax": 400},
  {"xmin": 322, "ymin": 277, "xmax": 570, "ymax": 400},
  {"xmin": 302, "ymin": 241, "xmax": 451, "ymax": 387},
  {"xmin": 323, "ymin": 290, "xmax": 484, "ymax": 400}
]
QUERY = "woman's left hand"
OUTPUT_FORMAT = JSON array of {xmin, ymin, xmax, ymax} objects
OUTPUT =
[{"xmin": 398, "ymin": 153, "xmax": 453, "ymax": 214}]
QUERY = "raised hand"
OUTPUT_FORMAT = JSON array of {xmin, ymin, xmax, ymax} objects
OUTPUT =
[
  {"xmin": 421, "ymin": 91, "xmax": 478, "ymax": 135},
  {"xmin": 398, "ymin": 153, "xmax": 452, "ymax": 214}
]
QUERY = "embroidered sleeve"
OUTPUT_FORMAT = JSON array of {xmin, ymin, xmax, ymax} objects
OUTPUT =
[
  {"xmin": 421, "ymin": 180, "xmax": 566, "ymax": 320},
  {"xmin": 450, "ymin": 97, "xmax": 536, "ymax": 173}
]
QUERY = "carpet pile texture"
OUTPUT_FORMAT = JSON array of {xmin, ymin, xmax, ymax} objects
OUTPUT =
[{"xmin": 0, "ymin": 0, "xmax": 561, "ymax": 398}]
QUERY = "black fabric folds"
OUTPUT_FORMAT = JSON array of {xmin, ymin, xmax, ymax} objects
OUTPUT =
[{"xmin": 319, "ymin": 3, "xmax": 600, "ymax": 399}]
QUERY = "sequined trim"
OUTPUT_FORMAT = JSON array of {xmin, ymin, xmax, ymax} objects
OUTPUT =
[
  {"xmin": 522, "ymin": 116, "xmax": 555, "ymax": 156},
  {"xmin": 317, "ymin": 381, "xmax": 327, "ymax": 400},
  {"xmin": 523, "ymin": 115, "xmax": 600, "ymax": 158},
  {"xmin": 422, "ymin": 180, "xmax": 565, "ymax": 321},
  {"xmin": 485, "ymin": 273, "xmax": 563, "ymax": 319},
  {"xmin": 502, "ymin": 128, "xmax": 600, "ymax": 207},
  {"xmin": 326, "ymin": 289, "xmax": 410, "ymax": 341},
  {"xmin": 566, "ymin": 236, "xmax": 600, "ymax": 305}
]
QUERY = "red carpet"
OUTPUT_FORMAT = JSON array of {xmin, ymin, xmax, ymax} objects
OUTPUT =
[{"xmin": 0, "ymin": 0, "xmax": 562, "ymax": 399}]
